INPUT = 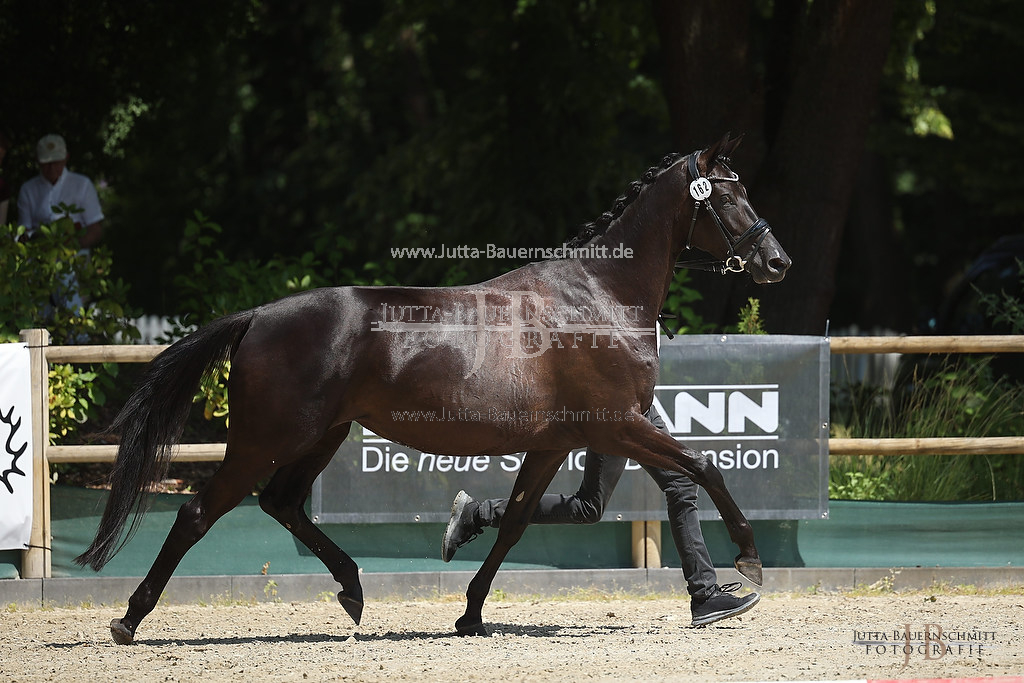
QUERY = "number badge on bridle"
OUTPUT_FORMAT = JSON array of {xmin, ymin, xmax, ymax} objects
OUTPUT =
[{"xmin": 689, "ymin": 177, "xmax": 712, "ymax": 201}]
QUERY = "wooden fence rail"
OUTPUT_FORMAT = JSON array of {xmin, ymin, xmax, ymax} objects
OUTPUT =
[{"xmin": 16, "ymin": 331, "xmax": 1024, "ymax": 577}]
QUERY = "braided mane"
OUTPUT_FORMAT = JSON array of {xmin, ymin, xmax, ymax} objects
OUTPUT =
[{"xmin": 564, "ymin": 153, "xmax": 685, "ymax": 250}]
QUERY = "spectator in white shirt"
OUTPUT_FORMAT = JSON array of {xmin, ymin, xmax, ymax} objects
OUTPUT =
[
  {"xmin": 17, "ymin": 134, "xmax": 104, "ymax": 249},
  {"xmin": 17, "ymin": 134, "xmax": 106, "ymax": 325}
]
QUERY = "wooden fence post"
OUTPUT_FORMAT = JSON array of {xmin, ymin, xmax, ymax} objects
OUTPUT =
[
  {"xmin": 631, "ymin": 520, "xmax": 661, "ymax": 569},
  {"xmin": 19, "ymin": 329, "xmax": 50, "ymax": 579}
]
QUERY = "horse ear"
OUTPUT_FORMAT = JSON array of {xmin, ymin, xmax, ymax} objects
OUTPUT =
[
  {"xmin": 720, "ymin": 133, "xmax": 744, "ymax": 159},
  {"xmin": 701, "ymin": 131, "xmax": 737, "ymax": 171},
  {"xmin": 700, "ymin": 133, "xmax": 728, "ymax": 174}
]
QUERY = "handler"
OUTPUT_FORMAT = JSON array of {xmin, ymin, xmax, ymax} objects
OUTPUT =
[{"xmin": 441, "ymin": 406, "xmax": 760, "ymax": 627}]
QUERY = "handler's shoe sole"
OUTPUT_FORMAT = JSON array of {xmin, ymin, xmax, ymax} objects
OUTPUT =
[
  {"xmin": 691, "ymin": 586, "xmax": 760, "ymax": 627},
  {"xmin": 441, "ymin": 490, "xmax": 480, "ymax": 562}
]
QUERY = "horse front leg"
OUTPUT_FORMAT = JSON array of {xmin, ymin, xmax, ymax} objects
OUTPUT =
[
  {"xmin": 608, "ymin": 421, "xmax": 762, "ymax": 586},
  {"xmin": 679, "ymin": 445, "xmax": 762, "ymax": 585},
  {"xmin": 456, "ymin": 449, "xmax": 566, "ymax": 636}
]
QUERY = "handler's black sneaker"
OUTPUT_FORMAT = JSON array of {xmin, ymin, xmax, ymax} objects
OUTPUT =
[
  {"xmin": 690, "ymin": 582, "xmax": 760, "ymax": 626},
  {"xmin": 441, "ymin": 491, "xmax": 482, "ymax": 562}
]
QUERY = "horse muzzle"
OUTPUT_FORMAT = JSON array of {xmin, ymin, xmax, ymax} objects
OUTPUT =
[{"xmin": 749, "ymin": 239, "xmax": 792, "ymax": 284}]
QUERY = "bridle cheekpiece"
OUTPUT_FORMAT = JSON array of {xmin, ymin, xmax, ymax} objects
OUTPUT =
[{"xmin": 677, "ymin": 150, "xmax": 773, "ymax": 275}]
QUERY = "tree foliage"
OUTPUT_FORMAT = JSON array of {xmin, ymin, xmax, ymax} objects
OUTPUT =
[
  {"xmin": 1, "ymin": 1, "xmax": 667, "ymax": 312},
  {"xmin": 1, "ymin": 0, "xmax": 1023, "ymax": 334},
  {"xmin": 0, "ymin": 218, "xmax": 138, "ymax": 441}
]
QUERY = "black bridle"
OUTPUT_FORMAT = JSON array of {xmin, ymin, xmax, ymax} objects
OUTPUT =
[{"xmin": 675, "ymin": 150, "xmax": 773, "ymax": 275}]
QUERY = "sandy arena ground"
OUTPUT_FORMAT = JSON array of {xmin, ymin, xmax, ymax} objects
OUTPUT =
[{"xmin": 2, "ymin": 590, "xmax": 1021, "ymax": 682}]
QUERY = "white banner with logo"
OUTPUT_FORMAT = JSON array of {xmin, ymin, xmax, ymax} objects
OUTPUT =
[
  {"xmin": 0, "ymin": 343, "xmax": 34, "ymax": 550},
  {"xmin": 312, "ymin": 335, "xmax": 829, "ymax": 523}
]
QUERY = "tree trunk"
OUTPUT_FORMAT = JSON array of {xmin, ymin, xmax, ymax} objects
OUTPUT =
[
  {"xmin": 652, "ymin": 0, "xmax": 764, "ymax": 169},
  {"xmin": 655, "ymin": 0, "xmax": 895, "ymax": 334},
  {"xmin": 833, "ymin": 149, "xmax": 913, "ymax": 332}
]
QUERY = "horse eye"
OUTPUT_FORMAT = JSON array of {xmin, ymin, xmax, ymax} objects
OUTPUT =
[{"xmin": 721, "ymin": 193, "xmax": 736, "ymax": 206}]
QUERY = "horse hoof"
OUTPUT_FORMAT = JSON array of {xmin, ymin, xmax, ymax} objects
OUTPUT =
[
  {"xmin": 734, "ymin": 554, "xmax": 763, "ymax": 587},
  {"xmin": 455, "ymin": 616, "xmax": 488, "ymax": 637},
  {"xmin": 338, "ymin": 590, "xmax": 364, "ymax": 625},
  {"xmin": 110, "ymin": 618, "xmax": 135, "ymax": 645}
]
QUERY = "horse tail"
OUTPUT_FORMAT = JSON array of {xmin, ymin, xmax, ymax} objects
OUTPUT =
[{"xmin": 74, "ymin": 309, "xmax": 257, "ymax": 571}]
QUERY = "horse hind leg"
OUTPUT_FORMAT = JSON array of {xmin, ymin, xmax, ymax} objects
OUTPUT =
[
  {"xmin": 457, "ymin": 449, "xmax": 566, "ymax": 636},
  {"xmin": 257, "ymin": 424, "xmax": 364, "ymax": 626},
  {"xmin": 109, "ymin": 458, "xmax": 264, "ymax": 644}
]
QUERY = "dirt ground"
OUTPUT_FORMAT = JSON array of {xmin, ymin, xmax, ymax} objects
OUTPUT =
[{"xmin": 2, "ymin": 590, "xmax": 1021, "ymax": 682}]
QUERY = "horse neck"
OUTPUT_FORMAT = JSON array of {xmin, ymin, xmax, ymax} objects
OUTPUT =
[{"xmin": 583, "ymin": 165, "xmax": 692, "ymax": 324}]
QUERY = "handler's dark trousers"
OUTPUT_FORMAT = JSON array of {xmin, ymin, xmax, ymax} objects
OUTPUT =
[{"xmin": 475, "ymin": 409, "xmax": 719, "ymax": 600}]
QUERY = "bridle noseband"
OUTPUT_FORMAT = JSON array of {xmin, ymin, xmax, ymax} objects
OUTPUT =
[{"xmin": 676, "ymin": 150, "xmax": 773, "ymax": 275}]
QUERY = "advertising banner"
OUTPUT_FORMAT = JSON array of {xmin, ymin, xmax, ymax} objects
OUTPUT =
[
  {"xmin": 312, "ymin": 335, "xmax": 829, "ymax": 524},
  {"xmin": 0, "ymin": 343, "xmax": 34, "ymax": 549}
]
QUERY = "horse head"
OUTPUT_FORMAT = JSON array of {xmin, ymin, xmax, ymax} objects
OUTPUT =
[{"xmin": 678, "ymin": 133, "xmax": 791, "ymax": 284}]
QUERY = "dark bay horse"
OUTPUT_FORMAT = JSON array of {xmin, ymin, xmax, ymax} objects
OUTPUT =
[{"xmin": 76, "ymin": 134, "xmax": 791, "ymax": 643}]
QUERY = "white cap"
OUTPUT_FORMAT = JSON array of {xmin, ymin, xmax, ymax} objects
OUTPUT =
[{"xmin": 37, "ymin": 134, "xmax": 67, "ymax": 163}]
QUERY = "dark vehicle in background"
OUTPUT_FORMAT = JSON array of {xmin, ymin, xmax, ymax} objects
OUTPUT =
[
  {"xmin": 931, "ymin": 235, "xmax": 1024, "ymax": 338},
  {"xmin": 909, "ymin": 234, "xmax": 1024, "ymax": 388}
]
